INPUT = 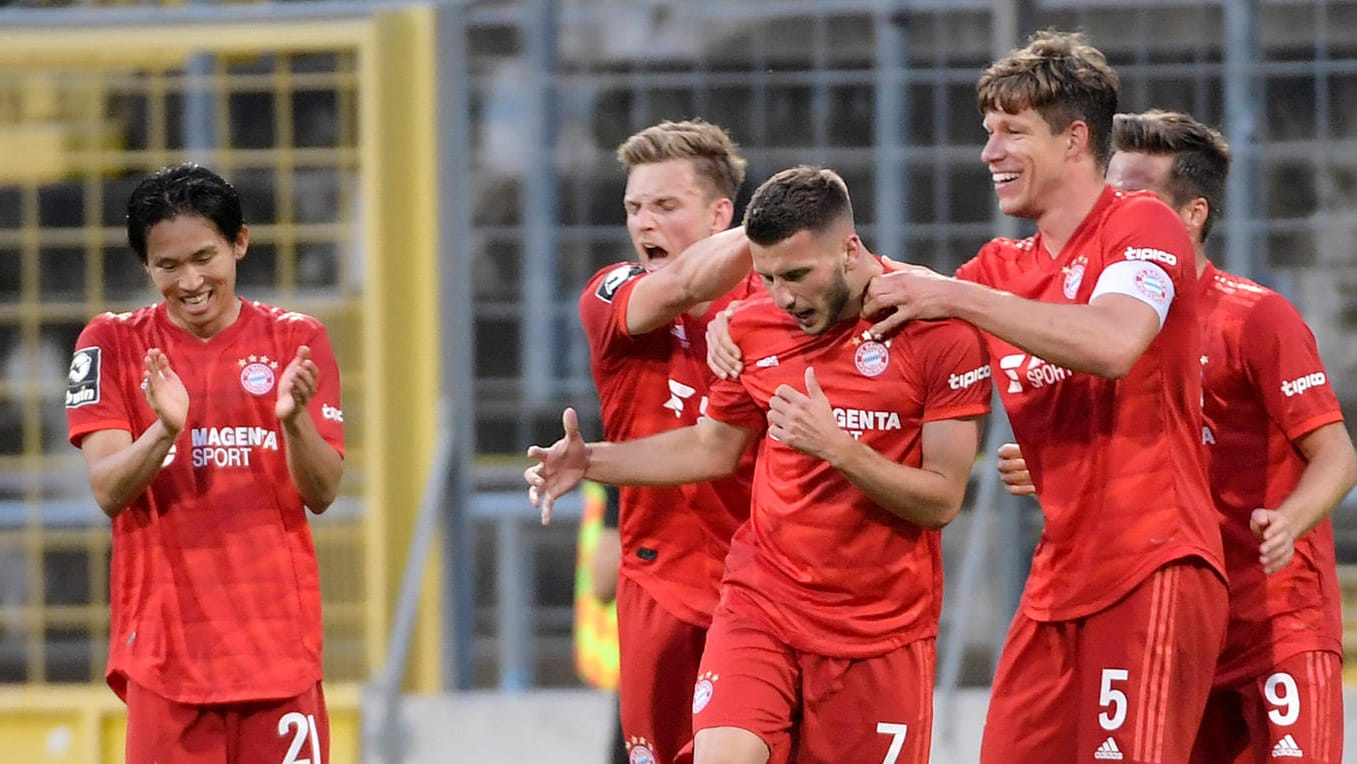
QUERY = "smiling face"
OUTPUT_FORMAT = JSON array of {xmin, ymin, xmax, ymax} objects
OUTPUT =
[
  {"xmin": 143, "ymin": 214, "xmax": 247, "ymax": 339},
  {"xmin": 753, "ymin": 226, "xmax": 861, "ymax": 335},
  {"xmin": 623, "ymin": 158, "xmax": 730, "ymax": 271},
  {"xmin": 981, "ymin": 107, "xmax": 1078, "ymax": 221}
]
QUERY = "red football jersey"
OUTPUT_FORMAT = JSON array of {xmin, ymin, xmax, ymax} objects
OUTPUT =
[
  {"xmin": 1198, "ymin": 263, "xmax": 1344, "ymax": 687},
  {"xmin": 706, "ymin": 295, "xmax": 991, "ymax": 658},
  {"xmin": 578, "ymin": 263, "xmax": 756, "ymax": 628},
  {"xmin": 65, "ymin": 299, "xmax": 344, "ymax": 704},
  {"xmin": 955, "ymin": 186, "xmax": 1225, "ymax": 621}
]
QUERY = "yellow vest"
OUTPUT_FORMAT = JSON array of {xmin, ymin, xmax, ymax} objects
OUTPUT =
[{"xmin": 573, "ymin": 481, "xmax": 620, "ymax": 689}]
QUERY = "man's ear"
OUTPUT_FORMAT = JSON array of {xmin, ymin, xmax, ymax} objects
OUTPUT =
[
  {"xmin": 1181, "ymin": 198, "xmax": 1210, "ymax": 241},
  {"xmin": 1066, "ymin": 120, "xmax": 1091, "ymax": 160},
  {"xmin": 233, "ymin": 224, "xmax": 250, "ymax": 260},
  {"xmin": 710, "ymin": 197, "xmax": 735, "ymax": 234}
]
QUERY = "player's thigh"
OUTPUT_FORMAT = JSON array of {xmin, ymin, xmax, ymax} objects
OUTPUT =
[
  {"xmin": 616, "ymin": 576, "xmax": 707, "ymax": 764},
  {"xmin": 1189, "ymin": 688, "xmax": 1251, "ymax": 764},
  {"xmin": 1237, "ymin": 651, "xmax": 1343, "ymax": 764},
  {"xmin": 796, "ymin": 638, "xmax": 934, "ymax": 764},
  {"xmin": 1077, "ymin": 559, "xmax": 1227, "ymax": 764},
  {"xmin": 230, "ymin": 682, "xmax": 329, "ymax": 764},
  {"xmin": 690, "ymin": 602, "xmax": 797, "ymax": 764},
  {"xmin": 980, "ymin": 612, "xmax": 1079, "ymax": 764},
  {"xmin": 125, "ymin": 680, "xmax": 225, "ymax": 764}
]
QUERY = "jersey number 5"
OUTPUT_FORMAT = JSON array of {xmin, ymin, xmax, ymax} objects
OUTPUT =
[
  {"xmin": 279, "ymin": 711, "xmax": 323, "ymax": 764},
  {"xmin": 1099, "ymin": 668, "xmax": 1130, "ymax": 731}
]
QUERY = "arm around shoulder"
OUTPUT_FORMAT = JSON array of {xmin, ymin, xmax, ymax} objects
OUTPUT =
[{"xmin": 623, "ymin": 227, "xmax": 751, "ymax": 335}]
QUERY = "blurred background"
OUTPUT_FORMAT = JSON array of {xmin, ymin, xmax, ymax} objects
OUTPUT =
[{"xmin": 1, "ymin": 0, "xmax": 1356, "ymax": 761}]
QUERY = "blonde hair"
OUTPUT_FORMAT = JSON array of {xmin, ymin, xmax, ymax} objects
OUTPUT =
[{"xmin": 616, "ymin": 119, "xmax": 747, "ymax": 200}]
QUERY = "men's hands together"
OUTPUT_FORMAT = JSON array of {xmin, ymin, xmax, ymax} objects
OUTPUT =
[
  {"xmin": 524, "ymin": 408, "xmax": 588, "ymax": 525},
  {"xmin": 143, "ymin": 348, "xmax": 189, "ymax": 436}
]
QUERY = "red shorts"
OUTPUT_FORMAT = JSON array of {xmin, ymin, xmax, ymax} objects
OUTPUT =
[
  {"xmin": 690, "ymin": 597, "xmax": 935, "ymax": 764},
  {"xmin": 1191, "ymin": 650, "xmax": 1343, "ymax": 763},
  {"xmin": 981, "ymin": 557, "xmax": 1227, "ymax": 764},
  {"xmin": 125, "ymin": 680, "xmax": 328, "ymax": 764},
  {"xmin": 616, "ymin": 574, "xmax": 708, "ymax": 764}
]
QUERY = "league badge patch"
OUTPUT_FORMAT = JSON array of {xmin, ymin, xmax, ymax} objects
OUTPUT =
[
  {"xmin": 238, "ymin": 355, "xmax": 279, "ymax": 396},
  {"xmin": 596, "ymin": 264, "xmax": 645, "ymax": 303},
  {"xmin": 854, "ymin": 340, "xmax": 890, "ymax": 377},
  {"xmin": 65, "ymin": 347, "xmax": 101, "ymax": 408}
]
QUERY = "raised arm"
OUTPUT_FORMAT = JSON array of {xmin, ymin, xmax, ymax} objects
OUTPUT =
[
  {"xmin": 623, "ymin": 227, "xmax": 751, "ymax": 335},
  {"xmin": 526, "ymin": 408, "xmax": 755, "ymax": 524},
  {"xmin": 80, "ymin": 348, "xmax": 186, "ymax": 518},
  {"xmin": 276, "ymin": 345, "xmax": 344, "ymax": 513},
  {"xmin": 864, "ymin": 264, "xmax": 1161, "ymax": 379}
]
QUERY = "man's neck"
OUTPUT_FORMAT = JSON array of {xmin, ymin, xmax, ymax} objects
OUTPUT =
[{"xmin": 1035, "ymin": 170, "xmax": 1106, "ymax": 259}]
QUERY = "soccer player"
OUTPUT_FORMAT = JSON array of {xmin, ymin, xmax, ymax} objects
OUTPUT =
[
  {"xmin": 64, "ymin": 164, "xmax": 344, "ymax": 764},
  {"xmin": 529, "ymin": 166, "xmax": 991, "ymax": 763},
  {"xmin": 996, "ymin": 110, "xmax": 1357, "ymax": 763},
  {"xmin": 574, "ymin": 119, "xmax": 758, "ymax": 764},
  {"xmin": 859, "ymin": 32, "xmax": 1229, "ymax": 763}
]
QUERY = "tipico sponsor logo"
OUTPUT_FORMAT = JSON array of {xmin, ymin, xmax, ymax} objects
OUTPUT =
[
  {"xmin": 1123, "ymin": 246, "xmax": 1177, "ymax": 267},
  {"xmin": 949, "ymin": 364, "xmax": 991, "ymax": 390},
  {"xmin": 1281, "ymin": 371, "xmax": 1327, "ymax": 397}
]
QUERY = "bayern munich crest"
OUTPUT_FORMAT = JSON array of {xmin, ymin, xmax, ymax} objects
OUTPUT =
[
  {"xmin": 626, "ymin": 737, "xmax": 657, "ymax": 764},
  {"xmin": 1062, "ymin": 256, "xmax": 1087, "ymax": 300},
  {"xmin": 1134, "ymin": 267, "xmax": 1169, "ymax": 304},
  {"xmin": 854, "ymin": 340, "xmax": 890, "ymax": 377},
  {"xmin": 238, "ymin": 355, "xmax": 279, "ymax": 396},
  {"xmin": 692, "ymin": 671, "xmax": 718, "ymax": 714}
]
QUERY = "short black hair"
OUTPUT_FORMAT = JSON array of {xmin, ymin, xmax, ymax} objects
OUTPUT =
[
  {"xmin": 1113, "ymin": 110, "xmax": 1232, "ymax": 241},
  {"xmin": 743, "ymin": 166, "xmax": 853, "ymax": 246},
  {"xmin": 126, "ymin": 163, "xmax": 244, "ymax": 262}
]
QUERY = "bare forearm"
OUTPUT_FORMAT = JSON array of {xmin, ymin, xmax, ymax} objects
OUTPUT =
[
  {"xmin": 628, "ymin": 227, "xmax": 751, "ymax": 334},
  {"xmin": 584, "ymin": 426, "xmax": 741, "ymax": 486},
  {"xmin": 281, "ymin": 413, "xmax": 344, "ymax": 512},
  {"xmin": 827, "ymin": 440, "xmax": 965, "ymax": 529},
  {"xmin": 87, "ymin": 423, "xmax": 177, "ymax": 517},
  {"xmin": 1277, "ymin": 428, "xmax": 1357, "ymax": 536},
  {"xmin": 950, "ymin": 282, "xmax": 1148, "ymax": 378}
]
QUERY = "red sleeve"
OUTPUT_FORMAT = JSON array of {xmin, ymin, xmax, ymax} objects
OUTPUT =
[
  {"xmin": 913, "ymin": 320, "xmax": 992, "ymax": 422},
  {"xmin": 1241, "ymin": 292, "xmax": 1344, "ymax": 441},
  {"xmin": 703, "ymin": 309, "xmax": 767, "ymax": 434},
  {"xmin": 297, "ymin": 320, "xmax": 346, "ymax": 458},
  {"xmin": 65, "ymin": 315, "xmax": 132, "ymax": 446},
  {"xmin": 1099, "ymin": 193, "xmax": 1196, "ymax": 292},
  {"xmin": 577, "ymin": 263, "xmax": 648, "ymax": 363}
]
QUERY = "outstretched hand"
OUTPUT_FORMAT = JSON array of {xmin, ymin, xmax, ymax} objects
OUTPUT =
[
  {"xmin": 276, "ymin": 345, "xmax": 320, "ymax": 422},
  {"xmin": 766, "ymin": 367, "xmax": 849, "ymax": 462},
  {"xmin": 1250, "ymin": 508, "xmax": 1297, "ymax": 575},
  {"xmin": 143, "ymin": 348, "xmax": 189, "ymax": 436},
  {"xmin": 525, "ymin": 407, "xmax": 589, "ymax": 525}
]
